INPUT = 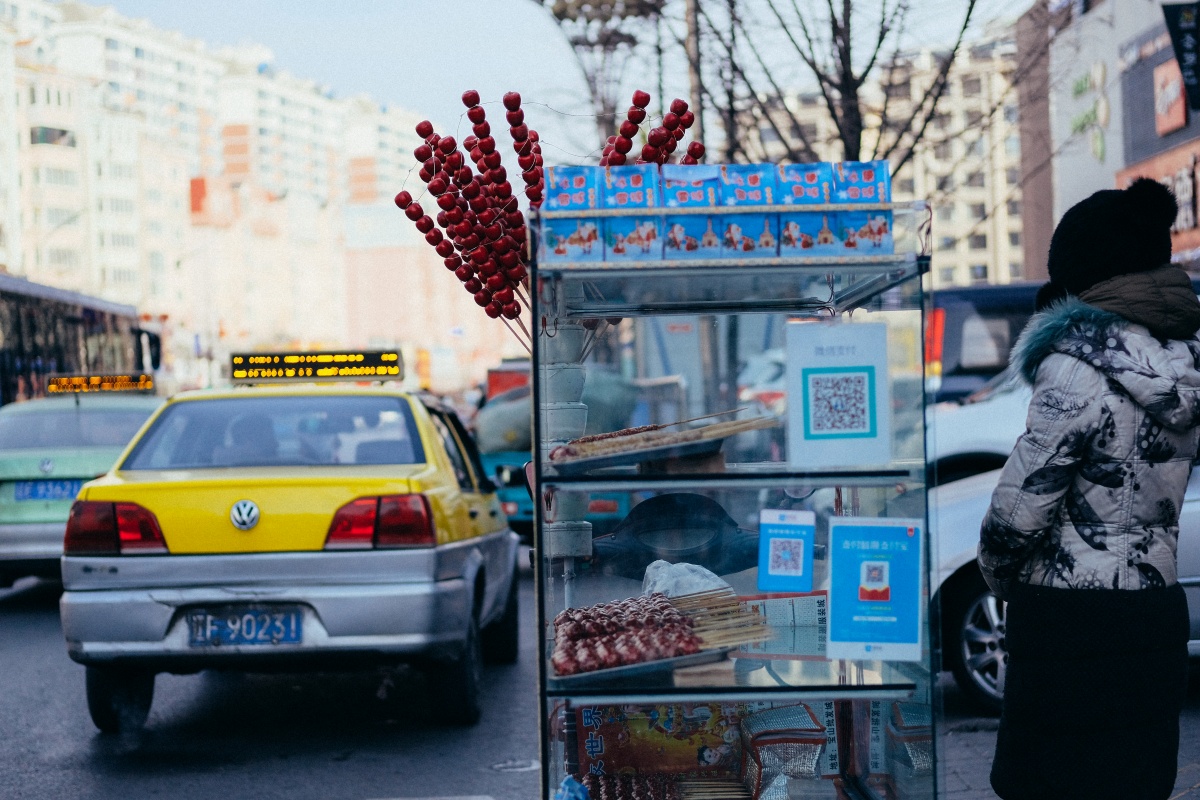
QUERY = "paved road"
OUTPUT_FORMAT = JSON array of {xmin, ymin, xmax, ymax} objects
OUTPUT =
[
  {"xmin": 0, "ymin": 574, "xmax": 541, "ymax": 800},
  {"xmin": 11, "ymin": 570, "xmax": 1200, "ymax": 800}
]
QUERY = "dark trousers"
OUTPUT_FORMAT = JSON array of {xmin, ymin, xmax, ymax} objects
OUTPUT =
[{"xmin": 991, "ymin": 582, "xmax": 1189, "ymax": 800}]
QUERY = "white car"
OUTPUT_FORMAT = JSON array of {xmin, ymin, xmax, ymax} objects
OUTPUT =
[{"xmin": 930, "ymin": 465, "xmax": 1200, "ymax": 711}]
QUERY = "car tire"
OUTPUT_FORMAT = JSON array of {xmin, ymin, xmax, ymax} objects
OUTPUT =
[
  {"xmin": 943, "ymin": 570, "xmax": 1006, "ymax": 714},
  {"xmin": 482, "ymin": 569, "xmax": 520, "ymax": 665},
  {"xmin": 431, "ymin": 613, "xmax": 482, "ymax": 725},
  {"xmin": 85, "ymin": 666, "xmax": 155, "ymax": 734}
]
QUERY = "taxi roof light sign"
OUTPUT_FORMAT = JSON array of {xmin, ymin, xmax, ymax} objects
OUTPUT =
[
  {"xmin": 231, "ymin": 351, "xmax": 403, "ymax": 385},
  {"xmin": 47, "ymin": 373, "xmax": 155, "ymax": 394}
]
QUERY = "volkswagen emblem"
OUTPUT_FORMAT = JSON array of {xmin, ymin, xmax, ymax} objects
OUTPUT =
[
  {"xmin": 38, "ymin": 459, "xmax": 54, "ymax": 474},
  {"xmin": 230, "ymin": 500, "xmax": 260, "ymax": 531}
]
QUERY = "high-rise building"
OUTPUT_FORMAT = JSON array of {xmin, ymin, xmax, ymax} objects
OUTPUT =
[
  {"xmin": 748, "ymin": 23, "xmax": 1024, "ymax": 289},
  {"xmin": 215, "ymin": 45, "xmax": 343, "ymax": 205},
  {"xmin": 0, "ymin": 1, "xmax": 521, "ymax": 389}
]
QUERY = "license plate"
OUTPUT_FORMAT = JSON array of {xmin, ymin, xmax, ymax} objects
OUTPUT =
[
  {"xmin": 13, "ymin": 479, "xmax": 84, "ymax": 501},
  {"xmin": 187, "ymin": 607, "xmax": 303, "ymax": 647}
]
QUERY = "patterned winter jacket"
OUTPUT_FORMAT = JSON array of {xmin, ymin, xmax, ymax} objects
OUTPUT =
[{"xmin": 978, "ymin": 297, "xmax": 1200, "ymax": 599}]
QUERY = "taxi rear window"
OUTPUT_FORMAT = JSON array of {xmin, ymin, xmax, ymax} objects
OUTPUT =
[
  {"xmin": 122, "ymin": 396, "xmax": 425, "ymax": 470},
  {"xmin": 0, "ymin": 409, "xmax": 153, "ymax": 449}
]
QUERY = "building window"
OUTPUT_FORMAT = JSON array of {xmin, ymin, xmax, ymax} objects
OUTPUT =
[
  {"xmin": 43, "ymin": 168, "xmax": 78, "ymax": 186},
  {"xmin": 105, "ymin": 38, "xmax": 119, "ymax": 50},
  {"xmin": 970, "ymin": 264, "xmax": 989, "ymax": 283},
  {"xmin": 966, "ymin": 172, "xmax": 985, "ymax": 188},
  {"xmin": 962, "ymin": 77, "xmax": 982, "ymax": 96},
  {"xmin": 1007, "ymin": 199, "xmax": 1021, "ymax": 215},
  {"xmin": 45, "ymin": 208, "xmax": 77, "ymax": 226},
  {"xmin": 1009, "ymin": 231, "xmax": 1021, "ymax": 247},
  {"xmin": 1009, "ymin": 262, "xmax": 1023, "ymax": 279},
  {"xmin": 939, "ymin": 267, "xmax": 957, "ymax": 284},
  {"xmin": 134, "ymin": 47, "xmax": 144, "ymax": 59},
  {"xmin": 937, "ymin": 205, "xmax": 954, "ymax": 222},
  {"xmin": 1006, "ymin": 168, "xmax": 1019, "ymax": 186},
  {"xmin": 1004, "ymin": 105, "xmax": 1019, "ymax": 124},
  {"xmin": 969, "ymin": 234, "xmax": 988, "ymax": 250},
  {"xmin": 30, "ymin": 127, "xmax": 77, "ymax": 147},
  {"xmin": 110, "ymin": 233, "xmax": 137, "ymax": 248},
  {"xmin": 896, "ymin": 178, "xmax": 915, "ymax": 194},
  {"xmin": 939, "ymin": 236, "xmax": 957, "ymax": 251},
  {"xmin": 937, "ymin": 174, "xmax": 956, "ymax": 192},
  {"xmin": 970, "ymin": 203, "xmax": 986, "ymax": 219},
  {"xmin": 1005, "ymin": 136, "xmax": 1020, "ymax": 155},
  {"xmin": 48, "ymin": 248, "xmax": 78, "ymax": 268},
  {"xmin": 934, "ymin": 141, "xmax": 952, "ymax": 160},
  {"xmin": 28, "ymin": 85, "xmax": 35, "ymax": 104}
]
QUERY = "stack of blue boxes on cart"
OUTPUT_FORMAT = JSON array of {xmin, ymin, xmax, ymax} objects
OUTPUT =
[{"xmin": 539, "ymin": 161, "xmax": 893, "ymax": 263}]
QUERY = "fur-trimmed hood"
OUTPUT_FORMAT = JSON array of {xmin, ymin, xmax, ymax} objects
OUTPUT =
[{"xmin": 1011, "ymin": 296, "xmax": 1200, "ymax": 432}]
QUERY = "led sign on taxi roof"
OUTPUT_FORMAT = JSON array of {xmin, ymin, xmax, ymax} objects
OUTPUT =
[
  {"xmin": 230, "ymin": 351, "xmax": 403, "ymax": 384},
  {"xmin": 47, "ymin": 373, "xmax": 155, "ymax": 393}
]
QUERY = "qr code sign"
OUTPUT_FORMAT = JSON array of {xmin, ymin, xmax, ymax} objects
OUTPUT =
[
  {"xmin": 807, "ymin": 372, "xmax": 871, "ymax": 435},
  {"xmin": 769, "ymin": 538, "xmax": 805, "ymax": 576}
]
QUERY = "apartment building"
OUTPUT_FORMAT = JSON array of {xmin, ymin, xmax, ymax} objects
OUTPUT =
[
  {"xmin": 750, "ymin": 24, "xmax": 1024, "ymax": 289},
  {"xmin": 0, "ymin": 1, "xmax": 519, "ymax": 387},
  {"xmin": 215, "ymin": 46, "xmax": 343, "ymax": 205},
  {"xmin": 53, "ymin": 1, "xmax": 222, "ymax": 177}
]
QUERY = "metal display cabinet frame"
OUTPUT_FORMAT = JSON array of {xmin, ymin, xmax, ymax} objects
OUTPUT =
[{"xmin": 531, "ymin": 201, "xmax": 936, "ymax": 800}]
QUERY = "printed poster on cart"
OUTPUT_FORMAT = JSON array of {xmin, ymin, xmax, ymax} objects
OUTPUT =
[
  {"xmin": 827, "ymin": 517, "xmax": 923, "ymax": 662},
  {"xmin": 785, "ymin": 321, "xmax": 891, "ymax": 469}
]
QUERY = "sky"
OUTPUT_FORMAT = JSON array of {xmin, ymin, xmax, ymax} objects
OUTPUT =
[{"xmin": 105, "ymin": 0, "xmax": 1019, "ymax": 164}]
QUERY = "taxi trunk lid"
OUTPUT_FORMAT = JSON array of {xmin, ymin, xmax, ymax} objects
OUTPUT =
[{"xmin": 85, "ymin": 467, "xmax": 423, "ymax": 554}]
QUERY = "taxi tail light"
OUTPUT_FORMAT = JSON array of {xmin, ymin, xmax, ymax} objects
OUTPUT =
[
  {"xmin": 325, "ymin": 494, "xmax": 436, "ymax": 549},
  {"xmin": 64, "ymin": 501, "xmax": 118, "ymax": 555},
  {"xmin": 115, "ymin": 503, "xmax": 167, "ymax": 553},
  {"xmin": 325, "ymin": 497, "xmax": 378, "ymax": 549},
  {"xmin": 64, "ymin": 501, "xmax": 167, "ymax": 555},
  {"xmin": 375, "ymin": 494, "xmax": 435, "ymax": 548}
]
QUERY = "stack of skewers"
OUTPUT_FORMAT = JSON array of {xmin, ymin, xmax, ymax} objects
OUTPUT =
[{"xmin": 551, "ymin": 589, "xmax": 769, "ymax": 677}]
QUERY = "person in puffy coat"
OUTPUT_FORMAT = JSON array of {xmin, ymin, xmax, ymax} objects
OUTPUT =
[{"xmin": 979, "ymin": 177, "xmax": 1200, "ymax": 800}]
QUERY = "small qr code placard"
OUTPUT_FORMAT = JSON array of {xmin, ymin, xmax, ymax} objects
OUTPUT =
[
  {"xmin": 768, "ymin": 538, "xmax": 805, "ymax": 576},
  {"xmin": 804, "ymin": 369, "xmax": 875, "ymax": 438}
]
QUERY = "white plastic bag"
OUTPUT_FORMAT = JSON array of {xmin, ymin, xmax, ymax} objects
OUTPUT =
[{"xmin": 642, "ymin": 560, "xmax": 731, "ymax": 598}]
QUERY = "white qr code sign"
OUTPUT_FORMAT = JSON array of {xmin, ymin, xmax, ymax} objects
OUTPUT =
[{"xmin": 786, "ymin": 321, "xmax": 891, "ymax": 468}]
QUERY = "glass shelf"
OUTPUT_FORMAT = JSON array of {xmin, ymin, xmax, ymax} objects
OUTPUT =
[
  {"xmin": 546, "ymin": 654, "xmax": 921, "ymax": 700},
  {"xmin": 536, "ymin": 257, "xmax": 928, "ymax": 318},
  {"xmin": 540, "ymin": 465, "xmax": 924, "ymax": 489}
]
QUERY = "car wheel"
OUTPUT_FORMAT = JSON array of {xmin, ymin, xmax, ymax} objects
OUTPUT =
[
  {"xmin": 944, "ymin": 571, "xmax": 1007, "ymax": 714},
  {"xmin": 431, "ymin": 613, "xmax": 482, "ymax": 725},
  {"xmin": 482, "ymin": 569, "xmax": 520, "ymax": 665},
  {"xmin": 85, "ymin": 666, "xmax": 155, "ymax": 734}
]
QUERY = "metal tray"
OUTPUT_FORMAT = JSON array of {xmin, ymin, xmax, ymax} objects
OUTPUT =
[
  {"xmin": 548, "ymin": 646, "xmax": 733, "ymax": 687},
  {"xmin": 548, "ymin": 437, "xmax": 724, "ymax": 475}
]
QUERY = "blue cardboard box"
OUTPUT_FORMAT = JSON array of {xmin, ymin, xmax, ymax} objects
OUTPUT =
[
  {"xmin": 602, "ymin": 164, "xmax": 662, "ymax": 261},
  {"xmin": 542, "ymin": 166, "xmax": 602, "ymax": 263},
  {"xmin": 780, "ymin": 212, "xmax": 843, "ymax": 258},
  {"xmin": 718, "ymin": 163, "xmax": 778, "ymax": 258},
  {"xmin": 778, "ymin": 163, "xmax": 833, "ymax": 205},
  {"xmin": 833, "ymin": 160, "xmax": 891, "ymax": 204},
  {"xmin": 839, "ymin": 210, "xmax": 894, "ymax": 254},
  {"xmin": 662, "ymin": 165, "xmax": 722, "ymax": 259}
]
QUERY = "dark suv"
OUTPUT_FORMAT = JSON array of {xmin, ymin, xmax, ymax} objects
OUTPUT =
[{"xmin": 927, "ymin": 283, "xmax": 1039, "ymax": 403}]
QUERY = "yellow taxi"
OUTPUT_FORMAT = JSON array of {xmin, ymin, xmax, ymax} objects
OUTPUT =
[{"xmin": 59, "ymin": 352, "xmax": 519, "ymax": 732}]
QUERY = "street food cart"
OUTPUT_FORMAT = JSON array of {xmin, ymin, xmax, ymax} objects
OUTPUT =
[{"xmin": 530, "ymin": 159, "xmax": 935, "ymax": 800}]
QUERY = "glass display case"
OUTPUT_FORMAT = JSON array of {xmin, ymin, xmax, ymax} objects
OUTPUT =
[{"xmin": 531, "ymin": 197, "xmax": 934, "ymax": 800}]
